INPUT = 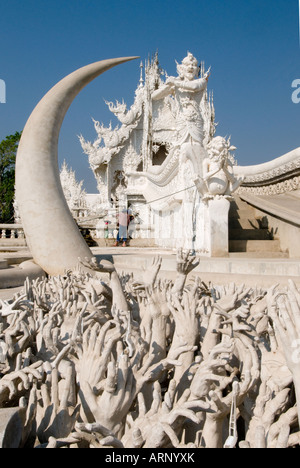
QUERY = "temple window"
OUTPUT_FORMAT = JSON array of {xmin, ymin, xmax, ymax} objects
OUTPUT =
[{"xmin": 152, "ymin": 143, "xmax": 168, "ymax": 166}]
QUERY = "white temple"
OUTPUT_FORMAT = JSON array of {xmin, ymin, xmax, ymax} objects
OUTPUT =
[
  {"xmin": 59, "ymin": 160, "xmax": 87, "ymax": 218},
  {"xmin": 79, "ymin": 52, "xmax": 242, "ymax": 255}
]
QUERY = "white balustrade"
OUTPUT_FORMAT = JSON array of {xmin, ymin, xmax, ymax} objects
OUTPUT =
[{"xmin": 0, "ymin": 224, "xmax": 26, "ymax": 241}]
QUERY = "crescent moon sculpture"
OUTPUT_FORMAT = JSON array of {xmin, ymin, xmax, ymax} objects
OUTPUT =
[{"xmin": 15, "ymin": 57, "xmax": 138, "ymax": 276}]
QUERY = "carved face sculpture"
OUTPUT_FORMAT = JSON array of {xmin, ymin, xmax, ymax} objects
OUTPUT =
[
  {"xmin": 207, "ymin": 136, "xmax": 234, "ymax": 167},
  {"xmin": 207, "ymin": 136, "xmax": 227, "ymax": 156},
  {"xmin": 177, "ymin": 52, "xmax": 199, "ymax": 81}
]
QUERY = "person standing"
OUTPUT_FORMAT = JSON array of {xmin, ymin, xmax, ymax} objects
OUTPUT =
[{"xmin": 114, "ymin": 205, "xmax": 133, "ymax": 247}]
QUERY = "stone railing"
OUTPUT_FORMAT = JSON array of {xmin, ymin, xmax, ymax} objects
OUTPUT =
[
  {"xmin": 237, "ymin": 174, "xmax": 300, "ymax": 197},
  {"xmin": 233, "ymin": 148, "xmax": 300, "ymax": 240},
  {"xmin": 0, "ymin": 224, "xmax": 26, "ymax": 243},
  {"xmin": 234, "ymin": 147, "xmax": 300, "ymax": 196}
]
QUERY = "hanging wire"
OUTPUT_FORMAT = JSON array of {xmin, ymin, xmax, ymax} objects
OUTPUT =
[{"xmin": 138, "ymin": 184, "xmax": 197, "ymax": 206}]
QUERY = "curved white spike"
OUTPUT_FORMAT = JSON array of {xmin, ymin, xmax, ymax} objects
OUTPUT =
[{"xmin": 16, "ymin": 57, "xmax": 138, "ymax": 275}]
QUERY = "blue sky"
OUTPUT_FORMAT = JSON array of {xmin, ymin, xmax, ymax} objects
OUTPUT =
[{"xmin": 0, "ymin": 0, "xmax": 299, "ymax": 192}]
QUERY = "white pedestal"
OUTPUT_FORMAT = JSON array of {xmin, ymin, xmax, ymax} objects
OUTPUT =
[
  {"xmin": 208, "ymin": 197, "xmax": 230, "ymax": 256},
  {"xmin": 196, "ymin": 197, "xmax": 230, "ymax": 257}
]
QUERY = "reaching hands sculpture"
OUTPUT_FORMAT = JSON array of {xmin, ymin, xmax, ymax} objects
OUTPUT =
[{"xmin": 1, "ymin": 249, "xmax": 300, "ymax": 448}]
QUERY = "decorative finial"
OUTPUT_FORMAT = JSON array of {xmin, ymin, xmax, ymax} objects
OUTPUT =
[{"xmin": 139, "ymin": 61, "xmax": 144, "ymax": 87}]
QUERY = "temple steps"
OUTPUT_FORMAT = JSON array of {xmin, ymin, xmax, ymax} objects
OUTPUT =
[
  {"xmin": 229, "ymin": 239, "xmax": 283, "ymax": 253},
  {"xmin": 228, "ymin": 251, "xmax": 289, "ymax": 258},
  {"xmin": 229, "ymin": 229, "xmax": 271, "ymax": 240},
  {"xmin": 228, "ymin": 196, "xmax": 288, "ymax": 257}
]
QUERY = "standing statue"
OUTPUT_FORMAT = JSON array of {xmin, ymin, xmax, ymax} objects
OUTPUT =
[
  {"xmin": 152, "ymin": 52, "xmax": 210, "ymax": 177},
  {"xmin": 151, "ymin": 53, "xmax": 211, "ymax": 250}
]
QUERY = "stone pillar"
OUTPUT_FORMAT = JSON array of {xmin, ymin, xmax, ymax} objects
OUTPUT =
[
  {"xmin": 95, "ymin": 219, "xmax": 106, "ymax": 239},
  {"xmin": 195, "ymin": 197, "xmax": 230, "ymax": 257},
  {"xmin": 207, "ymin": 197, "xmax": 230, "ymax": 257}
]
